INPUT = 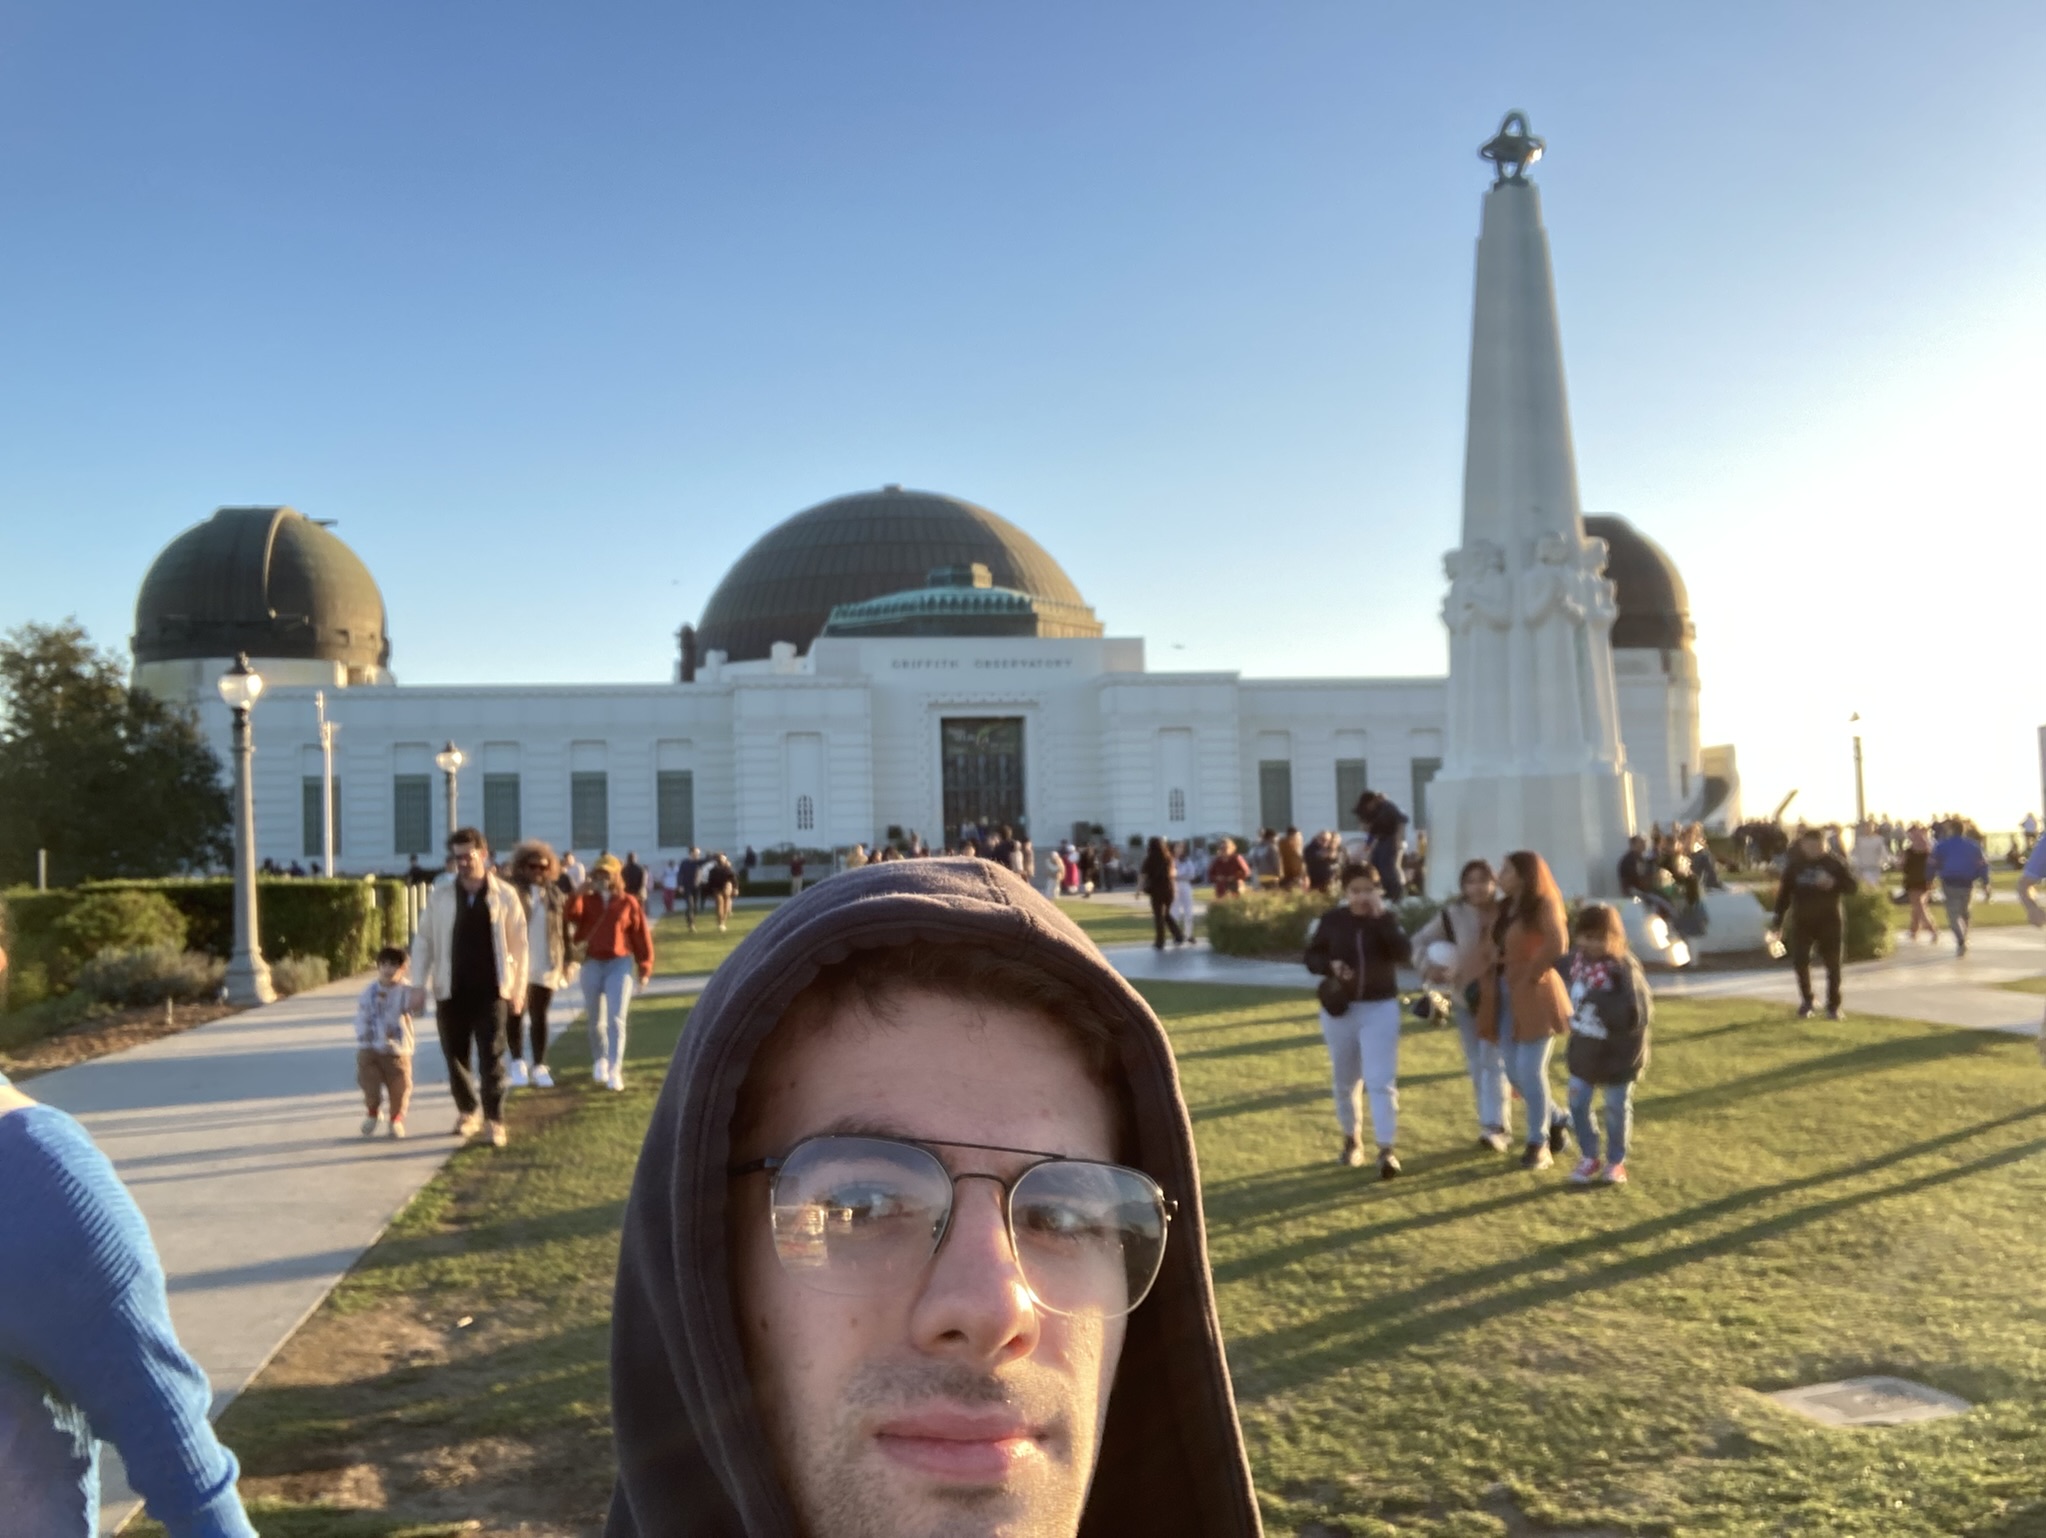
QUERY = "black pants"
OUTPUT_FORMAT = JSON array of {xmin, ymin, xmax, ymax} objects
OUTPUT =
[
  {"xmin": 508, "ymin": 984, "xmax": 553, "ymax": 1065},
  {"xmin": 1792, "ymin": 920, "xmax": 1844, "ymax": 1010},
  {"xmin": 437, "ymin": 994, "xmax": 509, "ymax": 1121},
  {"xmin": 1149, "ymin": 891, "xmax": 1184, "ymax": 948}
]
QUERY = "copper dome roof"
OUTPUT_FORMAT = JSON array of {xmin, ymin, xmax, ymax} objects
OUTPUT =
[
  {"xmin": 696, "ymin": 487, "xmax": 1100, "ymax": 662},
  {"xmin": 133, "ymin": 506, "xmax": 390, "ymax": 672},
  {"xmin": 1583, "ymin": 515, "xmax": 1693, "ymax": 651}
]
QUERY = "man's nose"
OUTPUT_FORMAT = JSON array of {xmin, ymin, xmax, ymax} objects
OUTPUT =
[{"xmin": 908, "ymin": 1178, "xmax": 1040, "ymax": 1365}]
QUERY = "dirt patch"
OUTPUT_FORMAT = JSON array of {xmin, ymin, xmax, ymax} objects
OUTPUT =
[
  {"xmin": 1, "ymin": 998, "xmax": 241, "ymax": 1079},
  {"xmin": 223, "ymin": 1085, "xmax": 609, "ymax": 1538}
]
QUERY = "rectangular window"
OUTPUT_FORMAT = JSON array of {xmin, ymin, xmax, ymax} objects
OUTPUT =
[
  {"xmin": 1257, "ymin": 760, "xmax": 1292, "ymax": 831},
  {"xmin": 1411, "ymin": 757, "xmax": 1444, "ymax": 830},
  {"xmin": 657, "ymin": 770, "xmax": 695, "ymax": 848},
  {"xmin": 393, "ymin": 774, "xmax": 431, "ymax": 856},
  {"xmin": 483, "ymin": 773, "xmax": 522, "ymax": 851},
  {"xmin": 1335, "ymin": 759, "xmax": 1370, "ymax": 831},
  {"xmin": 301, "ymin": 777, "xmax": 342, "ymax": 860},
  {"xmin": 571, "ymin": 772, "xmax": 609, "ymax": 850}
]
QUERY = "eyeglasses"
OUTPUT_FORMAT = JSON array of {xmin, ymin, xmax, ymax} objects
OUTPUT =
[{"xmin": 731, "ymin": 1134, "xmax": 1174, "ymax": 1319}]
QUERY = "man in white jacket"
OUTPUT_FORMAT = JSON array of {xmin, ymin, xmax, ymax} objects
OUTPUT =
[{"xmin": 408, "ymin": 827, "xmax": 529, "ymax": 1147}]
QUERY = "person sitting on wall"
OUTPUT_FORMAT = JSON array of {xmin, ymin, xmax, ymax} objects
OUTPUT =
[{"xmin": 1618, "ymin": 835, "xmax": 1677, "ymax": 924}]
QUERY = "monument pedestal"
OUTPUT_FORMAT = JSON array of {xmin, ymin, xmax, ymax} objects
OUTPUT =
[{"xmin": 1428, "ymin": 766, "xmax": 1634, "ymax": 900}]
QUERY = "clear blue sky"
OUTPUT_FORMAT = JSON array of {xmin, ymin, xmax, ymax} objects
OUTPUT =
[{"xmin": 3, "ymin": 3, "xmax": 2040, "ymax": 825}]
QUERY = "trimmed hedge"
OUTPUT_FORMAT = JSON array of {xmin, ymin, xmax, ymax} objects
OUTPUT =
[
  {"xmin": 77, "ymin": 946, "xmax": 226, "ymax": 1006},
  {"xmin": 50, "ymin": 890, "xmax": 189, "ymax": 989},
  {"xmin": 2, "ymin": 878, "xmax": 409, "ymax": 1008},
  {"xmin": 1207, "ymin": 890, "xmax": 1441, "ymax": 961}
]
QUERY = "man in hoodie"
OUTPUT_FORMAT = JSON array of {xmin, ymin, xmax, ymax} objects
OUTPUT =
[
  {"xmin": 606, "ymin": 858, "xmax": 1262, "ymax": 1538},
  {"xmin": 1769, "ymin": 826, "xmax": 1859, "ymax": 1020}
]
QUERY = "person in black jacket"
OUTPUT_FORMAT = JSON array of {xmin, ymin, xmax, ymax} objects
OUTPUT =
[
  {"xmin": 1352, "ymin": 791, "xmax": 1409, "ymax": 901},
  {"xmin": 1304, "ymin": 862, "xmax": 1414, "ymax": 1178},
  {"xmin": 1770, "ymin": 826, "xmax": 1859, "ymax": 1019},
  {"xmin": 1559, "ymin": 904, "xmax": 1653, "ymax": 1186},
  {"xmin": 1140, "ymin": 836, "xmax": 1185, "ymax": 949}
]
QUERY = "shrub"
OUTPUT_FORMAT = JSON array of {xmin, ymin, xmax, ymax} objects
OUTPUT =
[
  {"xmin": 76, "ymin": 945, "xmax": 225, "ymax": 1006},
  {"xmin": 1206, "ymin": 890, "xmax": 1330, "ymax": 959},
  {"xmin": 268, "ymin": 954, "xmax": 331, "ymax": 997},
  {"xmin": 51, "ymin": 890, "xmax": 188, "ymax": 989}
]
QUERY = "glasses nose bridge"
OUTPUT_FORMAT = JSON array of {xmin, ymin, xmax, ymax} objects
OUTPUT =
[{"xmin": 936, "ymin": 1167, "xmax": 1023, "ymax": 1264}]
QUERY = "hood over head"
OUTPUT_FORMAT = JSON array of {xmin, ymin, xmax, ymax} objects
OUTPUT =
[{"xmin": 606, "ymin": 856, "xmax": 1261, "ymax": 1537}]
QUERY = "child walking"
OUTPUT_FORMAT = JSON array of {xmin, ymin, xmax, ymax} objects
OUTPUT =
[
  {"xmin": 1560, "ymin": 904, "xmax": 1652, "ymax": 1186},
  {"xmin": 354, "ymin": 945, "xmax": 416, "ymax": 1139}
]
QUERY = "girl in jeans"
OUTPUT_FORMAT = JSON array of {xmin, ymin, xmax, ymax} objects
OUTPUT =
[
  {"xmin": 566, "ymin": 856, "xmax": 655, "ymax": 1091},
  {"xmin": 1412, "ymin": 859, "xmax": 1509, "ymax": 1150},
  {"xmin": 1304, "ymin": 862, "xmax": 1415, "ymax": 1179},
  {"xmin": 1561, "ymin": 903, "xmax": 1653, "ymax": 1186},
  {"xmin": 1478, "ymin": 850, "xmax": 1572, "ymax": 1170}
]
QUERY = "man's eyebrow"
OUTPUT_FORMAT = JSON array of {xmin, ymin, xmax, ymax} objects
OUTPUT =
[{"xmin": 815, "ymin": 1114, "xmax": 931, "ymax": 1141}]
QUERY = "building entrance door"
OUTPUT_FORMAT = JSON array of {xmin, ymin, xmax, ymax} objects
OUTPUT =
[{"xmin": 942, "ymin": 717, "xmax": 1026, "ymax": 839}]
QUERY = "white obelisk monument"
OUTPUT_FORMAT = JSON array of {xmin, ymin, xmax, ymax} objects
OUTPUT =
[{"xmin": 1427, "ymin": 112, "xmax": 1636, "ymax": 898}]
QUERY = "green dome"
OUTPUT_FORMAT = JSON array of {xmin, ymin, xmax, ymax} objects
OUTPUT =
[
  {"xmin": 134, "ymin": 506, "xmax": 390, "ymax": 674},
  {"xmin": 696, "ymin": 487, "xmax": 1100, "ymax": 662}
]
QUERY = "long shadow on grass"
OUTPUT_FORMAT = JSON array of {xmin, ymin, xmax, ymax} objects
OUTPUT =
[
  {"xmin": 1638, "ymin": 1026, "xmax": 2000, "ymax": 1120},
  {"xmin": 349, "ymin": 1197, "xmax": 630, "ymax": 1278},
  {"xmin": 1231, "ymin": 1103, "xmax": 2046, "ymax": 1393},
  {"xmin": 1176, "ymin": 1033, "xmax": 1325, "ymax": 1062}
]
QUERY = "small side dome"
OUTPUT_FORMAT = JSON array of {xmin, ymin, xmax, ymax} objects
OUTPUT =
[
  {"xmin": 133, "ymin": 507, "xmax": 390, "ymax": 676},
  {"xmin": 1583, "ymin": 514, "xmax": 1693, "ymax": 651}
]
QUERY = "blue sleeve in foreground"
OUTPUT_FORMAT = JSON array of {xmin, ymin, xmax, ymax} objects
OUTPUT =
[{"xmin": 0, "ymin": 1107, "xmax": 258, "ymax": 1538}]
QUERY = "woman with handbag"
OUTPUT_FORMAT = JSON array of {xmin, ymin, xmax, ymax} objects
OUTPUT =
[
  {"xmin": 1410, "ymin": 858, "xmax": 1509, "ymax": 1150},
  {"xmin": 1304, "ymin": 862, "xmax": 1414, "ymax": 1178},
  {"xmin": 1477, "ymin": 850, "xmax": 1574, "ymax": 1170},
  {"xmin": 507, "ymin": 841, "xmax": 572, "ymax": 1089}
]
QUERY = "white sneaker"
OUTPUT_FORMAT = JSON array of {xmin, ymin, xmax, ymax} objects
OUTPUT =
[
  {"xmin": 360, "ymin": 1114, "xmax": 381, "ymax": 1137},
  {"xmin": 593, "ymin": 1061, "xmax": 610, "ymax": 1086},
  {"xmin": 508, "ymin": 1059, "xmax": 530, "ymax": 1088},
  {"xmin": 609, "ymin": 1065, "xmax": 626, "ymax": 1092},
  {"xmin": 532, "ymin": 1064, "xmax": 554, "ymax": 1089}
]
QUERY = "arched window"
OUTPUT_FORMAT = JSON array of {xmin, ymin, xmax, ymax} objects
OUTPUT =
[
  {"xmin": 795, "ymin": 794, "xmax": 814, "ymax": 831},
  {"xmin": 1167, "ymin": 788, "xmax": 1187, "ymax": 823}
]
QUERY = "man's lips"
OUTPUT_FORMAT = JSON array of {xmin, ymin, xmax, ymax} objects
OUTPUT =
[{"xmin": 873, "ymin": 1407, "xmax": 1048, "ymax": 1482}]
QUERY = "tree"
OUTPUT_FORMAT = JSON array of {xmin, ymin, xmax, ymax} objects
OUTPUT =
[{"xmin": 0, "ymin": 621, "xmax": 232, "ymax": 886}]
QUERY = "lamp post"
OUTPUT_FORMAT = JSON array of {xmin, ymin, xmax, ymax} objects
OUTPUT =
[
  {"xmin": 1849, "ymin": 712, "xmax": 1867, "ymax": 826},
  {"xmin": 315, "ymin": 690, "xmax": 337, "ymax": 875},
  {"xmin": 435, "ymin": 741, "xmax": 465, "ymax": 844},
  {"xmin": 218, "ymin": 654, "xmax": 276, "ymax": 1005}
]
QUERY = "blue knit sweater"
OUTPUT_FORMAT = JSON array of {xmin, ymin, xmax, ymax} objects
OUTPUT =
[{"xmin": 0, "ymin": 1092, "xmax": 257, "ymax": 1537}]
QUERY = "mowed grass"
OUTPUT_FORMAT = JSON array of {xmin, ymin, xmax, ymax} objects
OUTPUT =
[{"xmin": 165, "ymin": 982, "xmax": 2046, "ymax": 1537}]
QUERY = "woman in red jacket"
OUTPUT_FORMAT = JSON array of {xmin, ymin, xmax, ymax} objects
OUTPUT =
[
  {"xmin": 1476, "ymin": 850, "xmax": 1574, "ymax": 1170},
  {"xmin": 566, "ymin": 855, "xmax": 654, "ymax": 1092}
]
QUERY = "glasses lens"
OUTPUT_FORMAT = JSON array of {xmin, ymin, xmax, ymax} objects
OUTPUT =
[
  {"xmin": 1010, "ymin": 1160, "xmax": 1169, "ymax": 1318},
  {"xmin": 769, "ymin": 1137, "xmax": 952, "ymax": 1298}
]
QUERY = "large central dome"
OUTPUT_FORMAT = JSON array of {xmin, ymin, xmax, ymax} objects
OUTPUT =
[{"xmin": 695, "ymin": 486, "xmax": 1100, "ymax": 663}]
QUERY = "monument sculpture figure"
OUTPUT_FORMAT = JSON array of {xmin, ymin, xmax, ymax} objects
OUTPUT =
[{"xmin": 1427, "ymin": 112, "xmax": 1638, "ymax": 898}]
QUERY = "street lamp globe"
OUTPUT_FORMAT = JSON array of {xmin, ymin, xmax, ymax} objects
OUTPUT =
[
  {"xmin": 216, "ymin": 653, "xmax": 265, "ymax": 712},
  {"xmin": 435, "ymin": 742, "xmax": 465, "ymax": 776}
]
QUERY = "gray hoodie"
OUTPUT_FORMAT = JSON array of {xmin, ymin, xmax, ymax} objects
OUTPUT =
[{"xmin": 605, "ymin": 857, "xmax": 1262, "ymax": 1536}]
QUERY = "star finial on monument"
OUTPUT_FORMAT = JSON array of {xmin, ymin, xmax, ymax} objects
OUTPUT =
[{"xmin": 1479, "ymin": 110, "xmax": 1544, "ymax": 185}]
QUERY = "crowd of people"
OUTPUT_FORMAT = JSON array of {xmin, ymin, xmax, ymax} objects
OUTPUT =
[{"xmin": 1307, "ymin": 851, "xmax": 1649, "ymax": 1186}]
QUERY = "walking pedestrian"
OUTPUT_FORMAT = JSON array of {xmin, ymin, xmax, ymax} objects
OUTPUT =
[
  {"xmin": 1412, "ymin": 858, "xmax": 1510, "ymax": 1150},
  {"xmin": 788, "ymin": 850, "xmax": 806, "ymax": 895},
  {"xmin": 560, "ymin": 848, "xmax": 586, "ymax": 891},
  {"xmin": 1171, "ymin": 840, "xmax": 1200, "ymax": 942},
  {"xmin": 658, "ymin": 858, "xmax": 679, "ymax": 916},
  {"xmin": 704, "ymin": 851, "xmax": 740, "ymax": 931},
  {"xmin": 621, "ymin": 851, "xmax": 647, "ymax": 901},
  {"xmin": 352, "ymin": 945, "xmax": 416, "ymax": 1138},
  {"xmin": 1769, "ymin": 826, "xmax": 1858, "ymax": 1018},
  {"xmin": 1038, "ymin": 839, "xmax": 1063, "ymax": 900},
  {"xmin": 1305, "ymin": 862, "xmax": 1414, "ymax": 1176},
  {"xmin": 407, "ymin": 827, "xmax": 528, "ymax": 1148},
  {"xmin": 1561, "ymin": 904, "xmax": 1653, "ymax": 1186},
  {"xmin": 1478, "ymin": 850, "xmax": 1573, "ymax": 1170},
  {"xmin": 1931, "ymin": 819, "xmax": 1992, "ymax": 956},
  {"xmin": 1851, "ymin": 820, "xmax": 1886, "ymax": 895},
  {"xmin": 0, "ymin": 1071, "xmax": 261, "ymax": 1538},
  {"xmin": 1902, "ymin": 823, "xmax": 1938, "ymax": 942},
  {"xmin": 508, "ymin": 840, "xmax": 570, "ymax": 1089},
  {"xmin": 566, "ymin": 855, "xmax": 654, "ymax": 1091},
  {"xmin": 678, "ymin": 847, "xmax": 703, "ymax": 931},
  {"xmin": 1140, "ymin": 836, "xmax": 1185, "ymax": 949}
]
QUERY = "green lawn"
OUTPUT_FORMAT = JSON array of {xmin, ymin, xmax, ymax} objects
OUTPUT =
[
  {"xmin": 164, "ymin": 982, "xmax": 2046, "ymax": 1537},
  {"xmin": 2001, "ymin": 976, "xmax": 2046, "ymax": 997}
]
